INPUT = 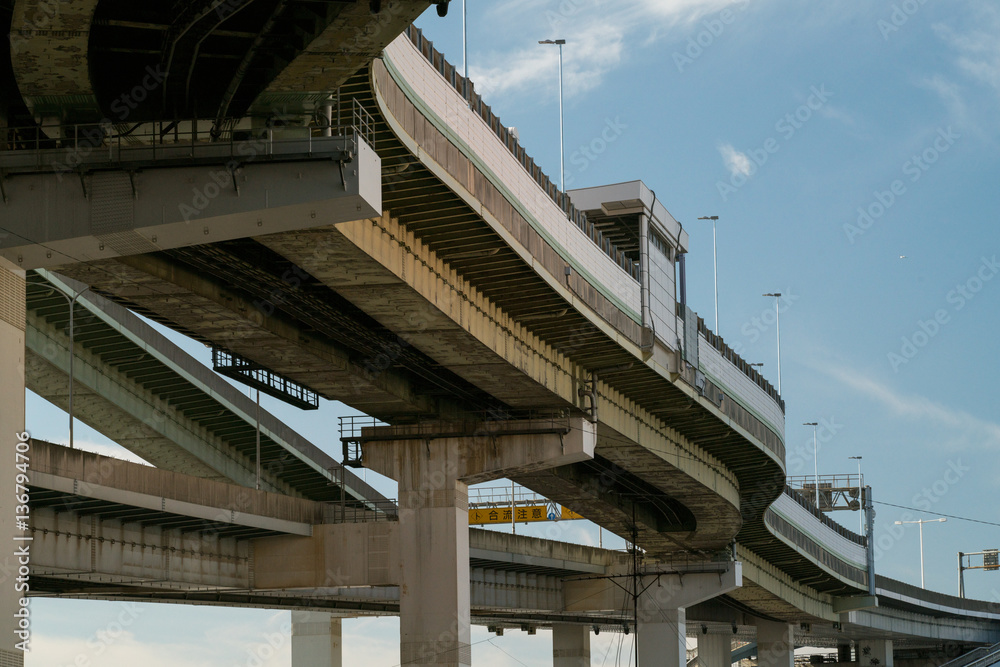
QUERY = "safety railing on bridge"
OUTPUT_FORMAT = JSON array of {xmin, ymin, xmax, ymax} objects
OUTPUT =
[
  {"xmin": 402, "ymin": 25, "xmax": 640, "ymax": 282},
  {"xmin": 691, "ymin": 310, "xmax": 784, "ymax": 410},
  {"xmin": 783, "ymin": 485, "xmax": 866, "ymax": 547},
  {"xmin": 339, "ymin": 414, "xmax": 385, "ymax": 468},
  {"xmin": 0, "ymin": 98, "xmax": 374, "ymax": 174},
  {"xmin": 324, "ymin": 497, "xmax": 398, "ymax": 523},
  {"xmin": 939, "ymin": 643, "xmax": 1000, "ymax": 667}
]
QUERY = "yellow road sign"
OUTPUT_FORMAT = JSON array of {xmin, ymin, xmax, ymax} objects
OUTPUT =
[{"xmin": 468, "ymin": 504, "xmax": 584, "ymax": 525}]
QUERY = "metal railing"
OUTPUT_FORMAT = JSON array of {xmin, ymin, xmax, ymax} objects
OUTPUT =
[
  {"xmin": 941, "ymin": 643, "xmax": 1000, "ymax": 667},
  {"xmin": 0, "ymin": 98, "xmax": 374, "ymax": 173},
  {"xmin": 692, "ymin": 311, "xmax": 784, "ymax": 411},
  {"xmin": 324, "ymin": 498, "xmax": 399, "ymax": 523},
  {"xmin": 402, "ymin": 25, "xmax": 640, "ymax": 282}
]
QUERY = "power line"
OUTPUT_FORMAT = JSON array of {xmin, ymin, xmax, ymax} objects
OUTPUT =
[{"xmin": 873, "ymin": 501, "xmax": 1000, "ymax": 528}]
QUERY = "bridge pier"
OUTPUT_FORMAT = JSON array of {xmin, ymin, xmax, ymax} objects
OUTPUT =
[
  {"xmin": 700, "ymin": 633, "xmax": 733, "ymax": 667},
  {"xmin": 363, "ymin": 417, "xmax": 595, "ymax": 666},
  {"xmin": 0, "ymin": 259, "xmax": 26, "ymax": 666},
  {"xmin": 756, "ymin": 619, "xmax": 795, "ymax": 667},
  {"xmin": 552, "ymin": 624, "xmax": 591, "ymax": 667},
  {"xmin": 636, "ymin": 564, "xmax": 742, "ymax": 667},
  {"xmin": 291, "ymin": 612, "xmax": 343, "ymax": 667},
  {"xmin": 859, "ymin": 640, "xmax": 893, "ymax": 667}
]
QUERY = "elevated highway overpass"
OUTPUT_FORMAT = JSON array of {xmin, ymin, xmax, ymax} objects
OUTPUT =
[{"xmin": 0, "ymin": 6, "xmax": 998, "ymax": 666}]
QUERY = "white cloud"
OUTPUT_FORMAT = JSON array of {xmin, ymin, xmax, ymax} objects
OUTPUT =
[
  {"xmin": 918, "ymin": 74, "xmax": 969, "ymax": 126},
  {"xmin": 933, "ymin": 4, "xmax": 1000, "ymax": 96},
  {"xmin": 717, "ymin": 142, "xmax": 753, "ymax": 178},
  {"xmin": 469, "ymin": 0, "xmax": 758, "ymax": 101},
  {"xmin": 819, "ymin": 364, "xmax": 1000, "ymax": 450}
]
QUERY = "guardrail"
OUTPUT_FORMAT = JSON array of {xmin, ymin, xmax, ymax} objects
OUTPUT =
[
  {"xmin": 693, "ymin": 311, "xmax": 784, "ymax": 411},
  {"xmin": 941, "ymin": 643, "xmax": 1000, "ymax": 667},
  {"xmin": 401, "ymin": 25, "xmax": 640, "ymax": 282},
  {"xmin": 0, "ymin": 98, "xmax": 374, "ymax": 174}
]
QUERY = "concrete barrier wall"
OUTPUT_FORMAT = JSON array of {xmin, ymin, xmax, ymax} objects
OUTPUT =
[{"xmin": 383, "ymin": 36, "xmax": 641, "ymax": 321}]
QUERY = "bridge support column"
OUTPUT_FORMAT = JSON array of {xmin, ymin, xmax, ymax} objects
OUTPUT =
[
  {"xmin": 552, "ymin": 624, "xmax": 590, "ymax": 667},
  {"xmin": 756, "ymin": 619, "xmax": 795, "ymax": 667},
  {"xmin": 291, "ymin": 612, "xmax": 343, "ymax": 666},
  {"xmin": 363, "ymin": 418, "xmax": 595, "ymax": 667},
  {"xmin": 0, "ymin": 259, "xmax": 26, "ymax": 666},
  {"xmin": 638, "ymin": 606, "xmax": 686, "ymax": 667},
  {"xmin": 858, "ymin": 640, "xmax": 892, "ymax": 667},
  {"xmin": 636, "ymin": 563, "xmax": 742, "ymax": 667},
  {"xmin": 699, "ymin": 633, "xmax": 732, "ymax": 667}
]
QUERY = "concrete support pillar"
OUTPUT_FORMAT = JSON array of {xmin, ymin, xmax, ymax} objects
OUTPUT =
[
  {"xmin": 632, "ymin": 564, "xmax": 741, "ymax": 667},
  {"xmin": 364, "ymin": 418, "xmax": 595, "ymax": 667},
  {"xmin": 0, "ymin": 260, "xmax": 26, "ymax": 666},
  {"xmin": 291, "ymin": 612, "xmax": 343, "ymax": 667},
  {"xmin": 638, "ymin": 605, "xmax": 686, "ymax": 667},
  {"xmin": 552, "ymin": 624, "xmax": 590, "ymax": 667},
  {"xmin": 699, "ymin": 633, "xmax": 732, "ymax": 667},
  {"xmin": 756, "ymin": 619, "xmax": 795, "ymax": 667},
  {"xmin": 395, "ymin": 439, "xmax": 471, "ymax": 666},
  {"xmin": 858, "ymin": 640, "xmax": 893, "ymax": 667}
]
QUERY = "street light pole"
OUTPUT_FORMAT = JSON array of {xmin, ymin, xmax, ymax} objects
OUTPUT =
[
  {"xmin": 849, "ymin": 456, "xmax": 863, "ymax": 533},
  {"xmin": 763, "ymin": 293, "xmax": 782, "ymax": 394},
  {"xmin": 895, "ymin": 518, "xmax": 947, "ymax": 588},
  {"xmin": 538, "ymin": 39, "xmax": 566, "ymax": 191},
  {"xmin": 47, "ymin": 283, "xmax": 91, "ymax": 449},
  {"xmin": 804, "ymin": 422, "xmax": 819, "ymax": 508},
  {"xmin": 698, "ymin": 216, "xmax": 719, "ymax": 332},
  {"xmin": 462, "ymin": 0, "xmax": 467, "ymax": 82}
]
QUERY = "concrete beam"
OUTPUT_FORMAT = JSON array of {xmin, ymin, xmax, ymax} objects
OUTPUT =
[
  {"xmin": 26, "ymin": 318, "xmax": 287, "ymax": 490},
  {"xmin": 29, "ymin": 507, "xmax": 249, "ymax": 590},
  {"xmin": 564, "ymin": 562, "xmax": 742, "ymax": 613},
  {"xmin": 0, "ymin": 139, "xmax": 380, "ymax": 270},
  {"xmin": 361, "ymin": 417, "xmax": 596, "ymax": 485}
]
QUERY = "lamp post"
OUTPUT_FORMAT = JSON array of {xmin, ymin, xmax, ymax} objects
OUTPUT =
[
  {"xmin": 538, "ymin": 39, "xmax": 566, "ymax": 191},
  {"xmin": 762, "ymin": 293, "xmax": 782, "ymax": 394},
  {"xmin": 46, "ymin": 282, "xmax": 91, "ymax": 449},
  {"xmin": 849, "ymin": 456, "xmax": 863, "ymax": 533},
  {"xmin": 698, "ymin": 216, "xmax": 719, "ymax": 332},
  {"xmin": 462, "ymin": 0, "xmax": 468, "ymax": 81},
  {"xmin": 803, "ymin": 422, "xmax": 819, "ymax": 508},
  {"xmin": 895, "ymin": 517, "xmax": 947, "ymax": 588}
]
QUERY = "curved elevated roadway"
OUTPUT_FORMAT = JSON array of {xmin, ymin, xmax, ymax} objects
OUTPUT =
[{"xmin": 0, "ymin": 9, "xmax": 997, "ymax": 660}]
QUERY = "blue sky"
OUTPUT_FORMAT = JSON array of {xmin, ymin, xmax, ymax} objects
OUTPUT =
[{"xmin": 24, "ymin": 0, "xmax": 1000, "ymax": 664}]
